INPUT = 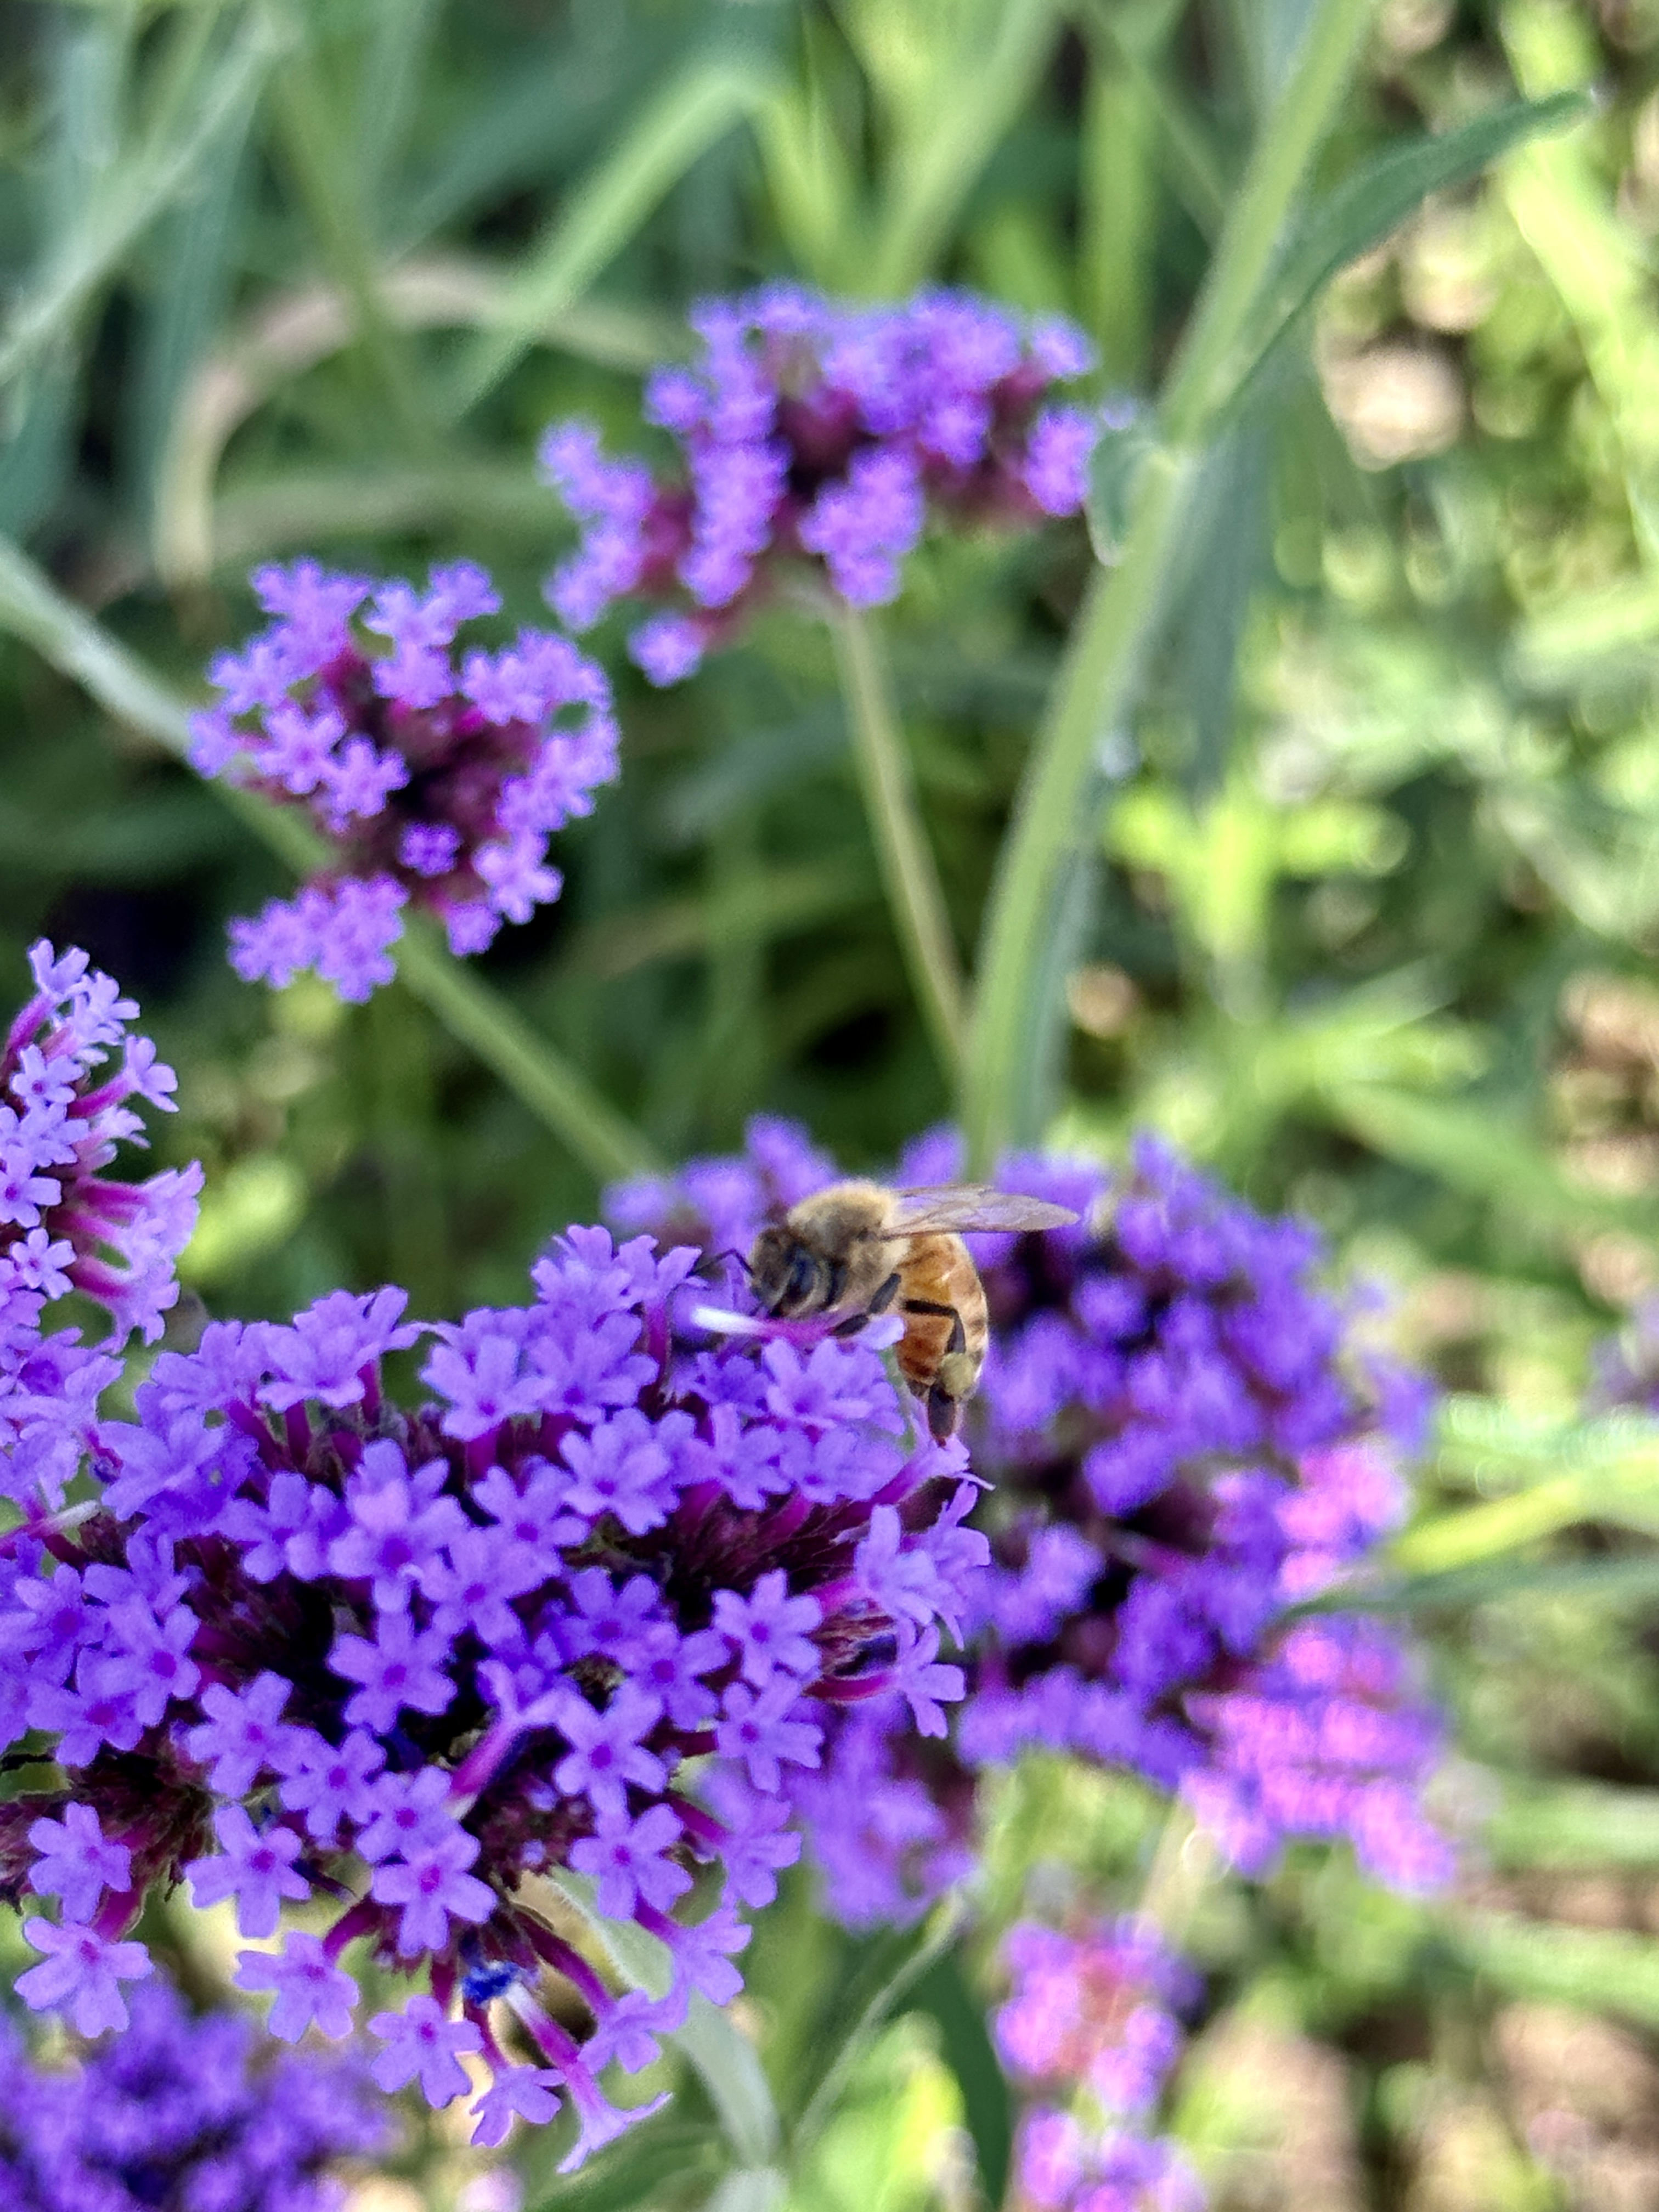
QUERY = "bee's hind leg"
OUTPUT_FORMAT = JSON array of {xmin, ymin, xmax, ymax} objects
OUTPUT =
[{"xmin": 926, "ymin": 1381, "xmax": 961, "ymax": 1441}]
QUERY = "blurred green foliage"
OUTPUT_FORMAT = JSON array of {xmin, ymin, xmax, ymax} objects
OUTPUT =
[{"xmin": 20, "ymin": 0, "xmax": 1659, "ymax": 2206}]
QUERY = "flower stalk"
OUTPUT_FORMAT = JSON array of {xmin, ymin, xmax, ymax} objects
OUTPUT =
[{"xmin": 827, "ymin": 604, "xmax": 966, "ymax": 1082}]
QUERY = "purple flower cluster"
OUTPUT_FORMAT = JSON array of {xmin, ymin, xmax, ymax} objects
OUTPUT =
[
  {"xmin": 1, "ymin": 943, "xmax": 199, "ymax": 1503},
  {"xmin": 995, "ymin": 1917, "xmax": 1204, "ymax": 2212},
  {"xmin": 540, "ymin": 286, "xmax": 1099, "ymax": 685},
  {"xmin": 0, "ymin": 1103, "xmax": 980, "ymax": 2163},
  {"xmin": 0, "ymin": 1979, "xmax": 387, "ymax": 2212},
  {"xmin": 189, "ymin": 561, "xmax": 618, "ymax": 997},
  {"xmin": 608, "ymin": 1118, "xmax": 1450, "ymax": 1926}
]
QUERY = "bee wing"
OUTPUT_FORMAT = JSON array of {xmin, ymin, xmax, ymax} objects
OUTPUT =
[{"xmin": 880, "ymin": 1184, "xmax": 1080, "ymax": 1235}]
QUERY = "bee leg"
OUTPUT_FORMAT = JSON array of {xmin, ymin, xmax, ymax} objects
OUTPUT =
[
  {"xmin": 926, "ymin": 1382, "xmax": 960, "ymax": 1441},
  {"xmin": 868, "ymin": 1272, "xmax": 902, "ymax": 1315}
]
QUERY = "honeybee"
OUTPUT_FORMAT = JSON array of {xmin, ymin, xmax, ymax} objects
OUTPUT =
[{"xmin": 747, "ymin": 1181, "xmax": 1079, "ymax": 1441}]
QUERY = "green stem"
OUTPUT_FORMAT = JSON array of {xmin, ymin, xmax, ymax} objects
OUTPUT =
[
  {"xmin": 0, "ymin": 534, "xmax": 660, "ymax": 1186},
  {"xmin": 962, "ymin": 0, "xmax": 1376, "ymax": 1170},
  {"xmin": 827, "ymin": 604, "xmax": 966, "ymax": 1081}
]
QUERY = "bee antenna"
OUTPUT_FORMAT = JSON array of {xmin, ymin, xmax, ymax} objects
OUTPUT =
[{"xmin": 701, "ymin": 1246, "xmax": 753, "ymax": 1284}]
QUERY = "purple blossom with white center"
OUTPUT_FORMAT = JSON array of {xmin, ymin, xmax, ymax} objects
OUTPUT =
[
  {"xmin": 0, "ymin": 944, "xmax": 199, "ymax": 1478},
  {"xmin": 607, "ymin": 1116, "xmax": 1448, "ymax": 1920},
  {"xmin": 540, "ymin": 285, "xmax": 1102, "ymax": 682},
  {"xmin": 0, "ymin": 1019, "xmax": 979, "ymax": 2172},
  {"xmin": 194, "ymin": 558, "xmax": 618, "ymax": 994},
  {"xmin": 0, "ymin": 1980, "xmax": 387, "ymax": 2212},
  {"xmin": 997, "ymin": 1917, "xmax": 1206, "ymax": 2212}
]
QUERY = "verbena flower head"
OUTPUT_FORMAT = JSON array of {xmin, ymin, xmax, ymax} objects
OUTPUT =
[
  {"xmin": 190, "ymin": 561, "xmax": 619, "ymax": 995},
  {"xmin": 540, "ymin": 285, "xmax": 1099, "ymax": 684},
  {"xmin": 608, "ymin": 1118, "xmax": 1450, "ymax": 1925},
  {"xmin": 0, "ymin": 1979, "xmax": 387, "ymax": 2211},
  {"xmin": 0, "ymin": 942, "xmax": 199, "ymax": 1505},
  {"xmin": 0, "ymin": 1210, "xmax": 979, "ymax": 2162},
  {"xmin": 996, "ymin": 1916, "xmax": 1205, "ymax": 2212}
]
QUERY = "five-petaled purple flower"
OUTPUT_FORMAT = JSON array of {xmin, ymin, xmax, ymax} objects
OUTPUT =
[
  {"xmin": 541, "ymin": 285, "xmax": 1101, "ymax": 683},
  {"xmin": 190, "ymin": 559, "xmax": 618, "ymax": 995}
]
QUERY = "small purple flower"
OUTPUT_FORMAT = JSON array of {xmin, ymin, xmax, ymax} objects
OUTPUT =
[
  {"xmin": 569, "ymin": 1804, "xmax": 692, "ymax": 1918},
  {"xmin": 197, "ymin": 561, "xmax": 618, "ymax": 997},
  {"xmin": 716, "ymin": 1679, "xmax": 823, "ymax": 1792},
  {"xmin": 552, "ymin": 1683, "xmax": 667, "ymax": 1818},
  {"xmin": 368, "ymin": 1994, "xmax": 483, "ymax": 2109},
  {"xmin": 330, "ymin": 1610, "xmax": 456, "ymax": 1731},
  {"xmin": 234, "ymin": 1931, "xmax": 360, "ymax": 2041},
  {"xmin": 369, "ymin": 1823, "xmax": 495, "ymax": 1955},
  {"xmin": 713, "ymin": 1568, "xmax": 821, "ymax": 1685},
  {"xmin": 184, "ymin": 1805, "xmax": 311, "ymax": 1938},
  {"xmin": 184, "ymin": 1672, "xmax": 298, "ymax": 1796},
  {"xmin": 26, "ymin": 1803, "xmax": 131, "ymax": 1923},
  {"xmin": 16, "ymin": 1917, "xmax": 152, "ymax": 2035},
  {"xmin": 274, "ymin": 1726, "xmax": 387, "ymax": 1842},
  {"xmin": 0, "ymin": 944, "xmax": 199, "ymax": 1450},
  {"xmin": 470, "ymin": 2064, "xmax": 562, "ymax": 2147}
]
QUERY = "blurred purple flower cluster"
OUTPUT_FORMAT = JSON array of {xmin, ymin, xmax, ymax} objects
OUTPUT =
[
  {"xmin": 995, "ymin": 1916, "xmax": 1204, "ymax": 2212},
  {"xmin": 540, "ymin": 285, "xmax": 1099, "ymax": 685},
  {"xmin": 0, "ymin": 1979, "xmax": 387, "ymax": 2212},
  {"xmin": 1, "ymin": 942, "xmax": 199, "ymax": 1504},
  {"xmin": 608, "ymin": 1117, "xmax": 1450, "ymax": 1927},
  {"xmin": 190, "ymin": 561, "xmax": 618, "ymax": 996},
  {"xmin": 0, "ymin": 963, "xmax": 983, "ymax": 2168}
]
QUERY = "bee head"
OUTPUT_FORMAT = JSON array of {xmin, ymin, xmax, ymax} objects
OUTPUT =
[{"xmin": 748, "ymin": 1227, "xmax": 830, "ymax": 1317}]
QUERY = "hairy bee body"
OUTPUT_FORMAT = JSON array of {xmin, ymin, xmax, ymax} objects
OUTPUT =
[{"xmin": 747, "ymin": 1177, "xmax": 1076, "ymax": 1440}]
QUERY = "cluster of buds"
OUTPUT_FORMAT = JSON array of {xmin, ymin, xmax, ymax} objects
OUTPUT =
[
  {"xmin": 608, "ymin": 1117, "xmax": 1450, "ymax": 1927},
  {"xmin": 190, "ymin": 561, "xmax": 618, "ymax": 997},
  {"xmin": 0, "ymin": 941, "xmax": 199, "ymax": 1492},
  {"xmin": 540, "ymin": 284, "xmax": 1101, "ymax": 685},
  {"xmin": 995, "ymin": 1916, "xmax": 1205, "ymax": 2212},
  {"xmin": 0, "ymin": 1979, "xmax": 387, "ymax": 2212}
]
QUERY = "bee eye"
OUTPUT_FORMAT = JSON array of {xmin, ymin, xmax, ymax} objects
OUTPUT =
[{"xmin": 784, "ymin": 1251, "xmax": 820, "ymax": 1311}]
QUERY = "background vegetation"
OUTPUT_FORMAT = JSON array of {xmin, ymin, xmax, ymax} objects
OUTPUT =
[{"xmin": 14, "ymin": 0, "xmax": 1659, "ymax": 2205}]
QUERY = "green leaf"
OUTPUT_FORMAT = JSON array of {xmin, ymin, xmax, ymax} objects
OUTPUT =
[
  {"xmin": 1300, "ymin": 1554, "xmax": 1659, "ymax": 1616},
  {"xmin": 789, "ymin": 1900, "xmax": 967, "ymax": 2155},
  {"xmin": 911, "ymin": 1953, "xmax": 1013, "ymax": 2207},
  {"xmin": 1327, "ymin": 1083, "xmax": 1653, "ymax": 1241},
  {"xmin": 449, "ymin": 50, "xmax": 778, "ymax": 413},
  {"xmin": 526, "ymin": 2120, "xmax": 726, "ymax": 2212},
  {"xmin": 1217, "ymin": 89, "xmax": 1590, "ymax": 418},
  {"xmin": 1453, "ymin": 1911, "xmax": 1659, "ymax": 2029},
  {"xmin": 1486, "ymin": 1778, "xmax": 1659, "ymax": 1869}
]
